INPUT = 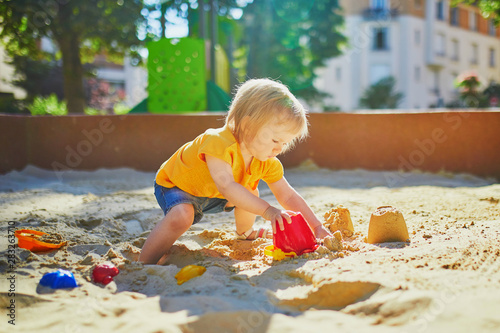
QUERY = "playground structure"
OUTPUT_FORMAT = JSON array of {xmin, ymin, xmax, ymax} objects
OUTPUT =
[
  {"xmin": 132, "ymin": 0, "xmax": 232, "ymax": 113},
  {"xmin": 145, "ymin": 38, "xmax": 231, "ymax": 113}
]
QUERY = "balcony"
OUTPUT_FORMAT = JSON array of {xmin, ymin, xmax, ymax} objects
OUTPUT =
[{"xmin": 362, "ymin": 8, "xmax": 399, "ymax": 21}]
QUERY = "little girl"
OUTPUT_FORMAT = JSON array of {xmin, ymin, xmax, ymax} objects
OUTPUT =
[{"xmin": 139, "ymin": 78, "xmax": 331, "ymax": 264}]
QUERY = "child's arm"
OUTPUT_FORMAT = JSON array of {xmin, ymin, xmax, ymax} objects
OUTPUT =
[
  {"xmin": 268, "ymin": 177, "xmax": 332, "ymax": 239},
  {"xmin": 206, "ymin": 155, "xmax": 292, "ymax": 232}
]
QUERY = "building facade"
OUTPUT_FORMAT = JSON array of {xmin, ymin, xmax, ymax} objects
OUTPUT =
[
  {"xmin": 0, "ymin": 44, "xmax": 26, "ymax": 99},
  {"xmin": 315, "ymin": 0, "xmax": 500, "ymax": 111}
]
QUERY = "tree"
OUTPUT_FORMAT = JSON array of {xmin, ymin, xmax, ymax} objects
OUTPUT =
[
  {"xmin": 236, "ymin": 0, "xmax": 346, "ymax": 104},
  {"xmin": 139, "ymin": 0, "xmax": 346, "ymax": 105},
  {"xmin": 455, "ymin": 72, "xmax": 482, "ymax": 107},
  {"xmin": 359, "ymin": 76, "xmax": 404, "ymax": 109},
  {"xmin": 8, "ymin": 55, "xmax": 65, "ymax": 102},
  {"xmin": 0, "ymin": 0, "xmax": 145, "ymax": 113},
  {"xmin": 452, "ymin": 0, "xmax": 500, "ymax": 25},
  {"xmin": 141, "ymin": 0, "xmax": 194, "ymax": 40}
]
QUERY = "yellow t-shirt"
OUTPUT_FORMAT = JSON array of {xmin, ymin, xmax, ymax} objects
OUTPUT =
[{"xmin": 155, "ymin": 126, "xmax": 284, "ymax": 199}]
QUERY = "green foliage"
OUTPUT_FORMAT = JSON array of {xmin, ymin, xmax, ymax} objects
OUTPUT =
[
  {"xmin": 452, "ymin": 0, "xmax": 500, "ymax": 25},
  {"xmin": 27, "ymin": 94, "xmax": 68, "ymax": 116},
  {"xmin": 455, "ymin": 72, "xmax": 481, "ymax": 105},
  {"xmin": 187, "ymin": 3, "xmax": 244, "ymax": 47},
  {"xmin": 7, "ymin": 54, "xmax": 65, "ymax": 102},
  {"xmin": 323, "ymin": 105, "xmax": 341, "ymax": 112},
  {"xmin": 448, "ymin": 78, "xmax": 499, "ymax": 108},
  {"xmin": 0, "ymin": 0, "xmax": 145, "ymax": 61},
  {"xmin": 141, "ymin": 0, "xmax": 192, "ymax": 41},
  {"xmin": 453, "ymin": 72, "xmax": 490, "ymax": 107},
  {"xmin": 483, "ymin": 82, "xmax": 500, "ymax": 100},
  {"xmin": 155, "ymin": 0, "xmax": 346, "ymax": 106},
  {"xmin": 455, "ymin": 73, "xmax": 480, "ymax": 92},
  {"xmin": 0, "ymin": 0, "xmax": 145, "ymax": 113},
  {"xmin": 359, "ymin": 76, "xmax": 404, "ymax": 109},
  {"xmin": 113, "ymin": 103, "xmax": 131, "ymax": 115},
  {"xmin": 83, "ymin": 104, "xmax": 130, "ymax": 115},
  {"xmin": 2, "ymin": 0, "xmax": 347, "ymax": 113},
  {"xmin": 84, "ymin": 107, "xmax": 107, "ymax": 115},
  {"xmin": 0, "ymin": 93, "xmax": 27, "ymax": 114},
  {"xmin": 236, "ymin": 0, "xmax": 346, "ymax": 104}
]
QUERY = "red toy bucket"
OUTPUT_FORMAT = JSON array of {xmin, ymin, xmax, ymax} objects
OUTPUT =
[{"xmin": 273, "ymin": 212, "xmax": 318, "ymax": 255}]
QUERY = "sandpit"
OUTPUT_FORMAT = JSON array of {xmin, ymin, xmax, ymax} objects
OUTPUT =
[{"xmin": 0, "ymin": 164, "xmax": 499, "ymax": 332}]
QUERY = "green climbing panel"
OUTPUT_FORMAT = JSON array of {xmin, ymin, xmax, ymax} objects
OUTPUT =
[{"xmin": 147, "ymin": 38, "xmax": 206, "ymax": 113}]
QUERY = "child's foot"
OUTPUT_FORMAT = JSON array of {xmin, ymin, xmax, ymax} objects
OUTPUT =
[{"xmin": 236, "ymin": 228, "xmax": 272, "ymax": 240}]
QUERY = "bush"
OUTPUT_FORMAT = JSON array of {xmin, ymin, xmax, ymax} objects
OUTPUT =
[
  {"xmin": 9, "ymin": 55, "xmax": 65, "ymax": 102},
  {"xmin": 359, "ymin": 76, "xmax": 404, "ymax": 109},
  {"xmin": 113, "ymin": 103, "xmax": 131, "ymax": 115},
  {"xmin": 84, "ymin": 107, "xmax": 107, "ymax": 115},
  {"xmin": 27, "ymin": 94, "xmax": 68, "ymax": 116},
  {"xmin": 0, "ymin": 93, "xmax": 28, "ymax": 114}
]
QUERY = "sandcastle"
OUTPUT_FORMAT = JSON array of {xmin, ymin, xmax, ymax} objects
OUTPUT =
[
  {"xmin": 323, "ymin": 205, "xmax": 355, "ymax": 237},
  {"xmin": 323, "ymin": 231, "xmax": 343, "ymax": 252},
  {"xmin": 367, "ymin": 206, "xmax": 410, "ymax": 244}
]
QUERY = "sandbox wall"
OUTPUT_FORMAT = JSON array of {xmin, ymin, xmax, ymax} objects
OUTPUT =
[{"xmin": 1, "ymin": 112, "xmax": 499, "ymax": 180}]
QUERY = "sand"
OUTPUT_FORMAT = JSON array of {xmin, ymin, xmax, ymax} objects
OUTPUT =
[
  {"xmin": 1, "ymin": 163, "xmax": 499, "ymax": 332},
  {"xmin": 367, "ymin": 206, "xmax": 409, "ymax": 244}
]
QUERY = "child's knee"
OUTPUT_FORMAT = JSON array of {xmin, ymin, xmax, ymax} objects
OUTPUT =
[{"xmin": 168, "ymin": 204, "xmax": 195, "ymax": 231}]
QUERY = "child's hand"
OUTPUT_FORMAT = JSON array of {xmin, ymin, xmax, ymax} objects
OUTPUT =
[
  {"xmin": 313, "ymin": 225, "xmax": 331, "ymax": 239},
  {"xmin": 262, "ymin": 206, "xmax": 293, "ymax": 234}
]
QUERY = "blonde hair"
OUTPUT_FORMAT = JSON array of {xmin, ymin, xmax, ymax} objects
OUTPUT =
[{"xmin": 225, "ymin": 78, "xmax": 308, "ymax": 153}]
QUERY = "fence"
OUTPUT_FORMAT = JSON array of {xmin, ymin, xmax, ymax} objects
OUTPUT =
[{"xmin": 1, "ymin": 111, "xmax": 499, "ymax": 180}]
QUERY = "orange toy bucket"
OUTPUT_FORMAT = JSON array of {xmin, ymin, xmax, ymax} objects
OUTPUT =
[{"xmin": 15, "ymin": 229, "xmax": 67, "ymax": 252}]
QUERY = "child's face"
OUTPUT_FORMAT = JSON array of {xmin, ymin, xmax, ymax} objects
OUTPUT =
[{"xmin": 243, "ymin": 121, "xmax": 297, "ymax": 161}]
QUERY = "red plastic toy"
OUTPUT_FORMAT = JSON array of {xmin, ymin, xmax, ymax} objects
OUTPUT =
[
  {"xmin": 273, "ymin": 212, "xmax": 319, "ymax": 256},
  {"xmin": 92, "ymin": 264, "xmax": 119, "ymax": 285}
]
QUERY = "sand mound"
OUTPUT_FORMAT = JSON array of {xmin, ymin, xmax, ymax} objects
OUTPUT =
[
  {"xmin": 343, "ymin": 289, "xmax": 435, "ymax": 326},
  {"xmin": 367, "ymin": 206, "xmax": 410, "ymax": 244},
  {"xmin": 272, "ymin": 281, "xmax": 381, "ymax": 311},
  {"xmin": 323, "ymin": 205, "xmax": 355, "ymax": 237}
]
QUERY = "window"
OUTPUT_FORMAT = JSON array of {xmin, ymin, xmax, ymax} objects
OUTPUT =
[
  {"xmin": 469, "ymin": 11, "xmax": 478, "ymax": 31},
  {"xmin": 489, "ymin": 20, "xmax": 497, "ymax": 36},
  {"xmin": 371, "ymin": 0, "xmax": 388, "ymax": 10},
  {"xmin": 415, "ymin": 29, "xmax": 421, "ymax": 45},
  {"xmin": 373, "ymin": 27, "xmax": 389, "ymax": 50},
  {"xmin": 415, "ymin": 0, "xmax": 422, "ymax": 10},
  {"xmin": 471, "ymin": 44, "xmax": 478, "ymax": 64},
  {"xmin": 433, "ymin": 71, "xmax": 440, "ymax": 96},
  {"xmin": 415, "ymin": 66, "xmax": 421, "ymax": 81},
  {"xmin": 336, "ymin": 67, "xmax": 341, "ymax": 81},
  {"xmin": 451, "ymin": 39, "xmax": 459, "ymax": 61},
  {"xmin": 489, "ymin": 48, "xmax": 495, "ymax": 67},
  {"xmin": 435, "ymin": 33, "xmax": 446, "ymax": 56},
  {"xmin": 436, "ymin": 1, "xmax": 445, "ymax": 20},
  {"xmin": 369, "ymin": 64, "xmax": 390, "ymax": 84},
  {"xmin": 450, "ymin": 7, "xmax": 459, "ymax": 26}
]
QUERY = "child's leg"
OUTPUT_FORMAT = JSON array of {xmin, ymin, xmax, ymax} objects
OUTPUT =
[
  {"xmin": 234, "ymin": 205, "xmax": 257, "ymax": 235},
  {"xmin": 138, "ymin": 203, "xmax": 194, "ymax": 264},
  {"xmin": 234, "ymin": 188, "xmax": 272, "ymax": 239}
]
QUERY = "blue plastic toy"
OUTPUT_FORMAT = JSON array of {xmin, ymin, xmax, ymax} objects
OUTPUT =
[{"xmin": 39, "ymin": 269, "xmax": 78, "ymax": 289}]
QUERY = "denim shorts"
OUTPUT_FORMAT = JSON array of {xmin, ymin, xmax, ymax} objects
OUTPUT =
[{"xmin": 154, "ymin": 182, "xmax": 235, "ymax": 224}]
